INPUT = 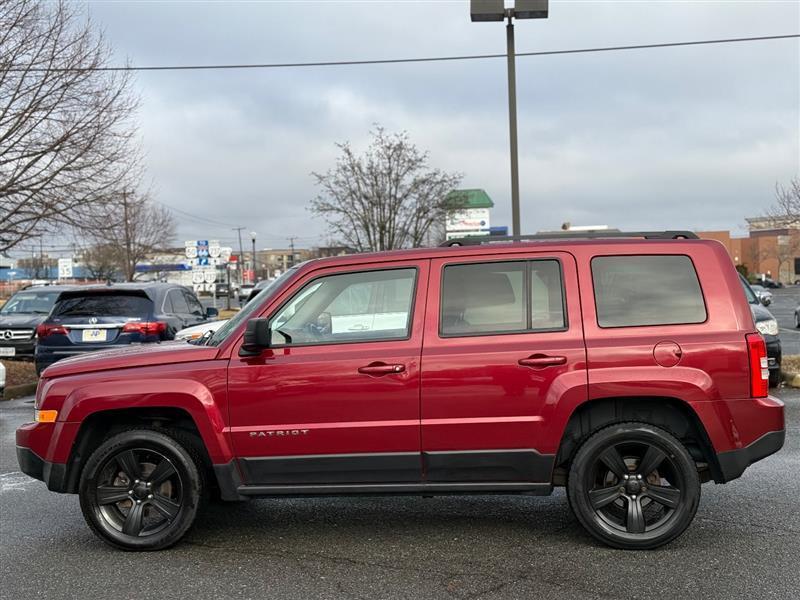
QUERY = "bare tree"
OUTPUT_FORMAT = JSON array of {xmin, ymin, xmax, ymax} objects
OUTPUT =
[
  {"xmin": 766, "ymin": 177, "xmax": 800, "ymax": 226},
  {"xmin": 0, "ymin": 0, "xmax": 142, "ymax": 252},
  {"xmin": 85, "ymin": 192, "xmax": 176, "ymax": 281},
  {"xmin": 310, "ymin": 126, "xmax": 462, "ymax": 252},
  {"xmin": 79, "ymin": 243, "xmax": 120, "ymax": 281},
  {"xmin": 762, "ymin": 177, "xmax": 800, "ymax": 281}
]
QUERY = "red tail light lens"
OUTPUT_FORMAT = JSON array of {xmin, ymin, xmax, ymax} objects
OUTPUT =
[
  {"xmin": 122, "ymin": 321, "xmax": 167, "ymax": 336},
  {"xmin": 746, "ymin": 333, "xmax": 769, "ymax": 398},
  {"xmin": 35, "ymin": 324, "xmax": 68, "ymax": 337}
]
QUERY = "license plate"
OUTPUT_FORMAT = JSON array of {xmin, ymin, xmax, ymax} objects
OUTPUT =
[
  {"xmin": 82, "ymin": 329, "xmax": 107, "ymax": 343},
  {"xmin": 0, "ymin": 347, "xmax": 14, "ymax": 357}
]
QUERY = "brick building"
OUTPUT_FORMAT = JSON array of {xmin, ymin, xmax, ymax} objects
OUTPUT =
[{"xmin": 698, "ymin": 217, "xmax": 800, "ymax": 283}]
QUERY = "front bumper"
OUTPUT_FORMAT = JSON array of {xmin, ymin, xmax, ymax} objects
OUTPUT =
[
  {"xmin": 0, "ymin": 340, "xmax": 36, "ymax": 359},
  {"xmin": 16, "ymin": 446, "xmax": 69, "ymax": 492},
  {"xmin": 716, "ymin": 429, "xmax": 786, "ymax": 483}
]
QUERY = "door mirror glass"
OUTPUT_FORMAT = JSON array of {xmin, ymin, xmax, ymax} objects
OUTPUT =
[{"xmin": 206, "ymin": 307, "xmax": 219, "ymax": 319}]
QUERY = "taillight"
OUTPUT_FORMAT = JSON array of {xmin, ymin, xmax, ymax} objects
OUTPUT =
[
  {"xmin": 746, "ymin": 333, "xmax": 769, "ymax": 398},
  {"xmin": 122, "ymin": 321, "xmax": 167, "ymax": 336},
  {"xmin": 35, "ymin": 324, "xmax": 68, "ymax": 337}
]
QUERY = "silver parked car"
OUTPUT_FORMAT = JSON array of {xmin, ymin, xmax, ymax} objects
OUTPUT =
[{"xmin": 750, "ymin": 284, "xmax": 773, "ymax": 306}]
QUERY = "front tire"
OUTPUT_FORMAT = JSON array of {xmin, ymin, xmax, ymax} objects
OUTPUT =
[
  {"xmin": 567, "ymin": 422, "xmax": 700, "ymax": 550},
  {"xmin": 79, "ymin": 429, "xmax": 204, "ymax": 551}
]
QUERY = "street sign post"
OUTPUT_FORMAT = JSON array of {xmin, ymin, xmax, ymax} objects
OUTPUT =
[{"xmin": 57, "ymin": 258, "xmax": 73, "ymax": 280}]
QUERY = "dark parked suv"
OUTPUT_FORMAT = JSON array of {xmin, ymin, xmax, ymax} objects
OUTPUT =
[
  {"xmin": 34, "ymin": 283, "xmax": 217, "ymax": 373},
  {"xmin": 0, "ymin": 285, "xmax": 74, "ymax": 360},
  {"xmin": 739, "ymin": 275, "xmax": 782, "ymax": 387},
  {"xmin": 17, "ymin": 232, "xmax": 785, "ymax": 551}
]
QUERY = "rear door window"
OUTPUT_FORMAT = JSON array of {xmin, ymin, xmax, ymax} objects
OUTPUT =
[
  {"xmin": 53, "ymin": 294, "xmax": 153, "ymax": 318},
  {"xmin": 592, "ymin": 255, "xmax": 707, "ymax": 327},
  {"xmin": 440, "ymin": 260, "xmax": 565, "ymax": 336}
]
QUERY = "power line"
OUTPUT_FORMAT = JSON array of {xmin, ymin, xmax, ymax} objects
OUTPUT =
[{"xmin": 6, "ymin": 34, "xmax": 797, "ymax": 73}]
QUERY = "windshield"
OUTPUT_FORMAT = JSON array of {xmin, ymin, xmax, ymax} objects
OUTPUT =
[
  {"xmin": 0, "ymin": 290, "xmax": 61, "ymax": 315},
  {"xmin": 207, "ymin": 266, "xmax": 300, "ymax": 346}
]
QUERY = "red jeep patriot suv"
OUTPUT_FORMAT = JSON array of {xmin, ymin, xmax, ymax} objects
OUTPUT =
[{"xmin": 16, "ymin": 231, "xmax": 785, "ymax": 551}]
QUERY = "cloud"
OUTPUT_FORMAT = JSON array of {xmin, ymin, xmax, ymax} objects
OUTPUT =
[{"xmin": 86, "ymin": 0, "xmax": 799, "ymax": 246}]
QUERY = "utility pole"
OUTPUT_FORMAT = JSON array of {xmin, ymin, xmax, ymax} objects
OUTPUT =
[
  {"xmin": 288, "ymin": 236, "xmax": 298, "ymax": 268},
  {"xmin": 122, "ymin": 191, "xmax": 133, "ymax": 281},
  {"xmin": 233, "ymin": 227, "xmax": 245, "ymax": 292},
  {"xmin": 250, "ymin": 232, "xmax": 257, "ymax": 282}
]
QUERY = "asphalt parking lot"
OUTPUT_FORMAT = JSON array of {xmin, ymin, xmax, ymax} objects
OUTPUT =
[
  {"xmin": 770, "ymin": 287, "xmax": 800, "ymax": 356},
  {"xmin": 1, "ymin": 388, "xmax": 798, "ymax": 600}
]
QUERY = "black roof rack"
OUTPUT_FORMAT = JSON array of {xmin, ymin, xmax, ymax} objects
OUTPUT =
[{"xmin": 440, "ymin": 230, "xmax": 699, "ymax": 247}]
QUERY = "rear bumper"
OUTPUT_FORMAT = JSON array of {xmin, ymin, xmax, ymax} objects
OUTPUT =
[
  {"xmin": 16, "ymin": 446, "xmax": 69, "ymax": 493},
  {"xmin": 765, "ymin": 337, "xmax": 782, "ymax": 371},
  {"xmin": 716, "ymin": 429, "xmax": 785, "ymax": 483}
]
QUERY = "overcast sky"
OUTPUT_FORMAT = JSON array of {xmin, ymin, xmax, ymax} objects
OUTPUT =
[{"xmin": 85, "ymin": 0, "xmax": 800, "ymax": 250}]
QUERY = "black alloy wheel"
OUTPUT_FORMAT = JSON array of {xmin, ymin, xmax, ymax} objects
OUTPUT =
[
  {"xmin": 79, "ymin": 429, "xmax": 204, "ymax": 550},
  {"xmin": 567, "ymin": 422, "xmax": 700, "ymax": 550}
]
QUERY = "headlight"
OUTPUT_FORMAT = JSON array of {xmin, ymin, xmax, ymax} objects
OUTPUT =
[{"xmin": 756, "ymin": 319, "xmax": 779, "ymax": 336}]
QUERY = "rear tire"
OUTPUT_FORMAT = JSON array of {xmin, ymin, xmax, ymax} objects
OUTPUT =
[
  {"xmin": 567, "ymin": 422, "xmax": 700, "ymax": 550},
  {"xmin": 79, "ymin": 429, "xmax": 204, "ymax": 551}
]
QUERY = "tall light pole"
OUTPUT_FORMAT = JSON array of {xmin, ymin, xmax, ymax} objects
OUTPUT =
[{"xmin": 470, "ymin": 0, "xmax": 548, "ymax": 237}]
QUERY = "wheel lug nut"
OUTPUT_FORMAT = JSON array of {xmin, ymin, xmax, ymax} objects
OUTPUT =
[
  {"xmin": 127, "ymin": 490, "xmax": 133, "ymax": 495},
  {"xmin": 136, "ymin": 500, "xmax": 141, "ymax": 504},
  {"xmin": 631, "ymin": 495, "xmax": 637, "ymax": 500},
  {"xmin": 134, "ymin": 479, "xmax": 140, "ymax": 484},
  {"xmin": 148, "ymin": 494, "xmax": 153, "ymax": 499},
  {"xmin": 637, "ymin": 474, "xmax": 642, "ymax": 480},
  {"xmin": 623, "ymin": 475, "xmax": 629, "ymax": 480}
]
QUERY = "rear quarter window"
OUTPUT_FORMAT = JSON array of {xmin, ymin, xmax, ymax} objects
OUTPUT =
[
  {"xmin": 591, "ymin": 255, "xmax": 707, "ymax": 328},
  {"xmin": 53, "ymin": 294, "xmax": 154, "ymax": 318}
]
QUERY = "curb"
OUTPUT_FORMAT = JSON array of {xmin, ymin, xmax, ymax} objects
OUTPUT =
[
  {"xmin": 781, "ymin": 370, "xmax": 800, "ymax": 389},
  {"xmin": 1, "ymin": 382, "xmax": 37, "ymax": 401}
]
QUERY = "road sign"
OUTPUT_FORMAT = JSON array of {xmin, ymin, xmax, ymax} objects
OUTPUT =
[
  {"xmin": 191, "ymin": 270, "xmax": 205, "ymax": 284},
  {"xmin": 203, "ymin": 270, "xmax": 217, "ymax": 284},
  {"xmin": 57, "ymin": 258, "xmax": 73, "ymax": 279}
]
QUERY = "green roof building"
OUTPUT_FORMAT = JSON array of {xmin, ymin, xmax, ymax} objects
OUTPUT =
[{"xmin": 445, "ymin": 189, "xmax": 494, "ymax": 210}]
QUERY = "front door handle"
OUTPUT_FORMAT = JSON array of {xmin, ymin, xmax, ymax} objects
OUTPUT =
[
  {"xmin": 518, "ymin": 355, "xmax": 567, "ymax": 368},
  {"xmin": 358, "ymin": 362, "xmax": 406, "ymax": 376}
]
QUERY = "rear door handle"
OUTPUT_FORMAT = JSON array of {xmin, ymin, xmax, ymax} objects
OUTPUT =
[
  {"xmin": 358, "ymin": 362, "xmax": 406, "ymax": 376},
  {"xmin": 518, "ymin": 355, "xmax": 567, "ymax": 368}
]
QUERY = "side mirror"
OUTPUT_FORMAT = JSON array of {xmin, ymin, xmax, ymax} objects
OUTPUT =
[
  {"xmin": 206, "ymin": 307, "xmax": 219, "ymax": 319},
  {"xmin": 240, "ymin": 318, "xmax": 271, "ymax": 356}
]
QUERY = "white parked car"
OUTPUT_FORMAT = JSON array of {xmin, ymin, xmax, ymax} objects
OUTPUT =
[{"xmin": 174, "ymin": 319, "xmax": 227, "ymax": 342}]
